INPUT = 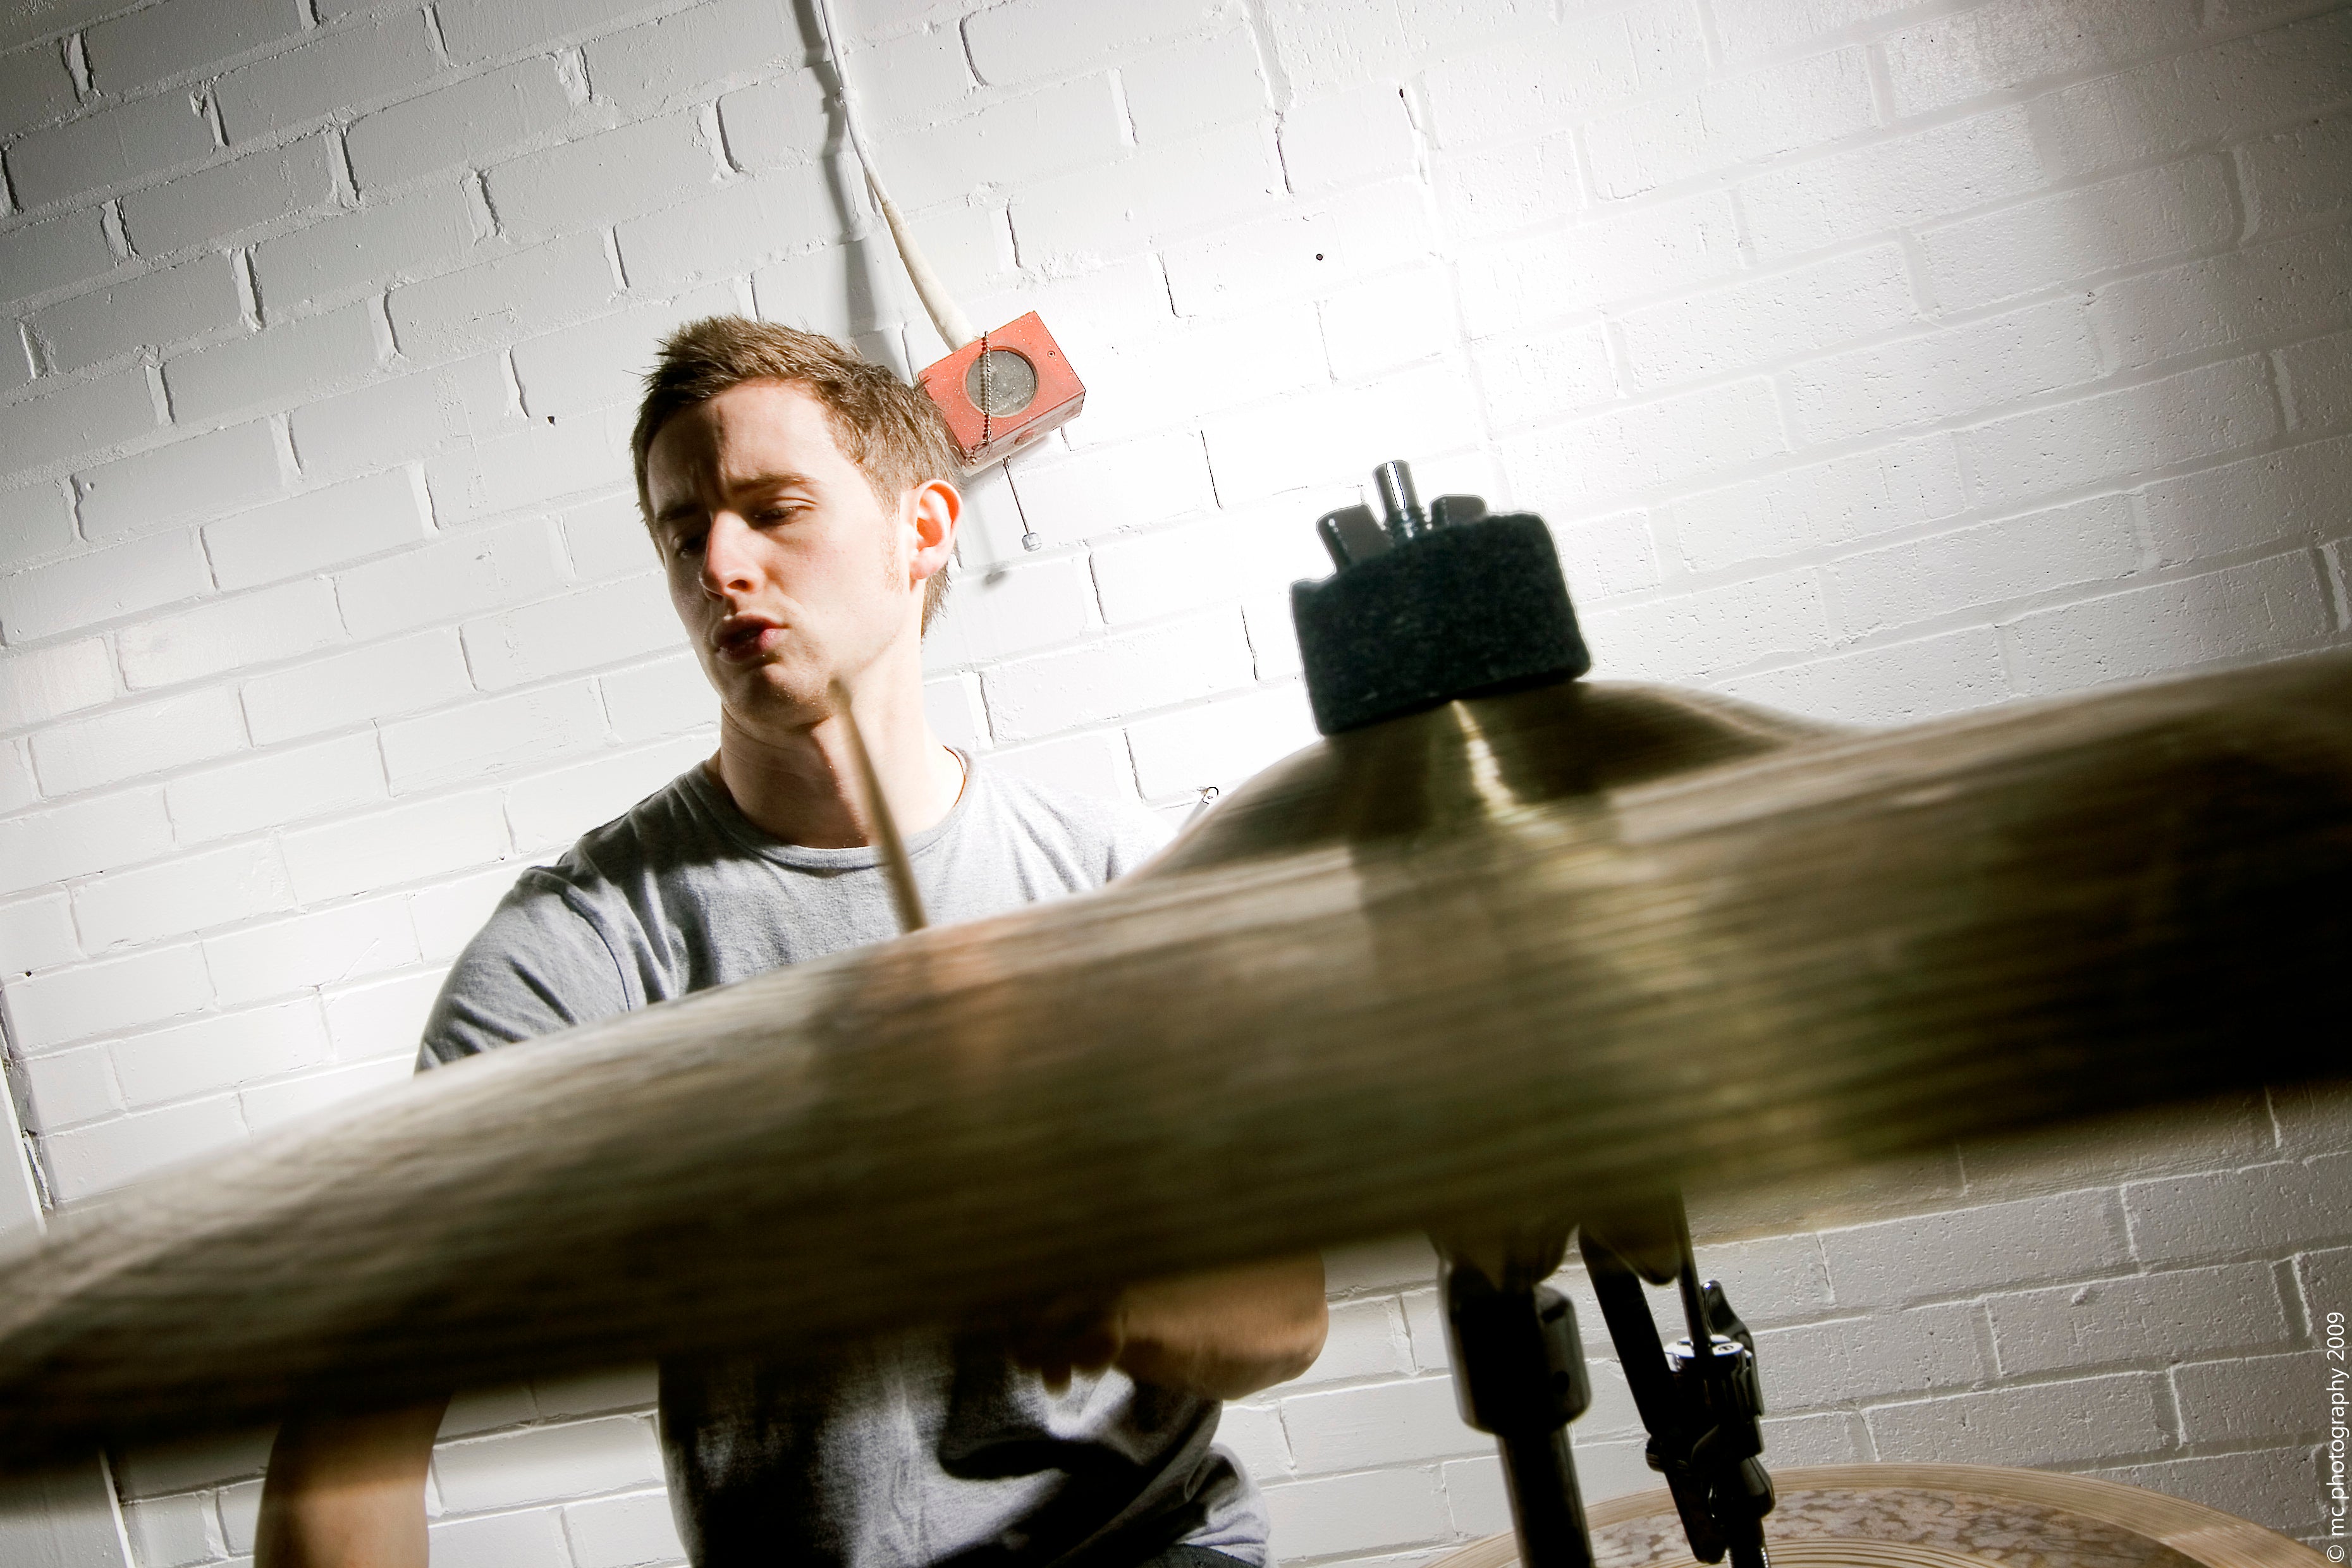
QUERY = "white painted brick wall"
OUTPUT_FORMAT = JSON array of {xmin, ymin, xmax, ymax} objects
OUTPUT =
[
  {"xmin": 2, "ymin": 1, "xmax": 2348, "ymax": 1562},
  {"xmin": 107, "ymin": 1000, "xmax": 331, "ymax": 1113},
  {"xmin": 164, "ymin": 300, "xmax": 388, "ymax": 424},
  {"xmin": 80, "ymin": 0, "xmax": 295, "ymax": 101},
  {"xmin": 30, "ymin": 254, "xmax": 245, "ymax": 376},
  {"xmin": 388, "ymin": 231, "xmax": 623, "ymax": 365},
  {"xmin": 0, "ymin": 212, "xmax": 114, "ymax": 311},
  {"xmin": 31, "ymin": 683, "xmax": 247, "ymax": 795},
  {"xmin": 0, "ymin": 370, "xmax": 161, "ymax": 473},
  {"xmin": 252, "ymin": 181, "xmax": 486, "ymax": 313},
  {"xmin": 484, "ymin": 114, "xmax": 726, "ymax": 243},
  {"xmin": 286, "ymin": 353, "xmax": 522, "ymax": 481},
  {"xmin": 1914, "ymin": 156, "xmax": 2238, "ymax": 314},
  {"xmin": 119, "ymin": 134, "xmax": 338, "ymax": 259},
  {"xmin": 77, "ymin": 420, "xmax": 286, "ymax": 544},
  {"xmin": 0, "ymin": 41, "xmax": 79, "ymax": 144},
  {"xmin": 119, "ymin": 577, "xmax": 343, "ymax": 690},
  {"xmin": 9, "ymin": 91, "xmax": 215, "ymax": 209},
  {"xmin": 460, "ymin": 574, "xmax": 687, "ymax": 690},
  {"xmin": 0, "ymin": 634, "xmax": 112, "ymax": 732},
  {"xmin": 584, "ymin": 2, "xmax": 797, "ymax": 118},
  {"xmin": 204, "ymin": 469, "xmax": 431, "ymax": 591},
  {"xmin": 611, "ymin": 162, "xmax": 842, "ymax": 291},
  {"xmin": 0, "ymin": 530, "xmax": 212, "ymax": 641},
  {"xmin": 278, "ymin": 788, "xmax": 510, "ymax": 903},
  {"xmin": 212, "ymin": 12, "xmax": 441, "ymax": 144},
  {"xmin": 240, "ymin": 625, "xmax": 472, "ymax": 745}
]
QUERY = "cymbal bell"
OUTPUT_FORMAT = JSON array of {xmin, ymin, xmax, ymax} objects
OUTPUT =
[
  {"xmin": 1158, "ymin": 678, "xmax": 1837, "ymax": 874},
  {"xmin": 0, "ymin": 652, "xmax": 2346, "ymax": 1466}
]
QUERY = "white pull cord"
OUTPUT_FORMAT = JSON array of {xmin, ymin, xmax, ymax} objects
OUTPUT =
[
  {"xmin": 811, "ymin": 0, "xmax": 979, "ymax": 353},
  {"xmin": 809, "ymin": 0, "xmax": 1038, "ymax": 550}
]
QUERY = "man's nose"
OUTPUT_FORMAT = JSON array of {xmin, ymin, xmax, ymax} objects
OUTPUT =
[{"xmin": 699, "ymin": 513, "xmax": 758, "ymax": 597}]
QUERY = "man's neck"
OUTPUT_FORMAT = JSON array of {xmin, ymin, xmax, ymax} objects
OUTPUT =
[{"xmin": 711, "ymin": 672, "xmax": 964, "ymax": 850}]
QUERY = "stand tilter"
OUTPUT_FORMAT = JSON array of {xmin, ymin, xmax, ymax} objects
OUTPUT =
[{"xmin": 1442, "ymin": 1197, "xmax": 1773, "ymax": 1568}]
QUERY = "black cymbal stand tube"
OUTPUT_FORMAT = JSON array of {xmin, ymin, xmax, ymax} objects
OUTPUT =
[{"xmin": 1439, "ymin": 1246, "xmax": 1595, "ymax": 1568}]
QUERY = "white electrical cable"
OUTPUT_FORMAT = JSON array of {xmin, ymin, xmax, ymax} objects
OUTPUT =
[
  {"xmin": 809, "ymin": 0, "xmax": 1036, "ymax": 547},
  {"xmin": 810, "ymin": 0, "xmax": 979, "ymax": 353}
]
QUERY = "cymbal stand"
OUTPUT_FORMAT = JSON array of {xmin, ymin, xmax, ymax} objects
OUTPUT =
[
  {"xmin": 1439, "ymin": 1232, "xmax": 1595, "ymax": 1568},
  {"xmin": 1579, "ymin": 1201, "xmax": 1775, "ymax": 1568}
]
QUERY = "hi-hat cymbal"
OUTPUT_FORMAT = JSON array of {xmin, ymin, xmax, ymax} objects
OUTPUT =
[
  {"xmin": 0, "ymin": 654, "xmax": 2346, "ymax": 1465},
  {"xmin": 1427, "ymin": 1463, "xmax": 2329, "ymax": 1568}
]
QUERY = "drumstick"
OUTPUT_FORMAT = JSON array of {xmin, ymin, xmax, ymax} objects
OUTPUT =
[{"xmin": 829, "ymin": 678, "xmax": 928, "ymax": 933}]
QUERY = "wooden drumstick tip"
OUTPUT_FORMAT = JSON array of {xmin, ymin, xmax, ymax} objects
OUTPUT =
[{"xmin": 828, "ymin": 678, "xmax": 929, "ymax": 934}]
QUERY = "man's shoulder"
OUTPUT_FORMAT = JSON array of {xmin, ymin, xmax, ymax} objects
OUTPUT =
[
  {"xmin": 420, "ymin": 763, "xmax": 722, "ymax": 1065},
  {"xmin": 972, "ymin": 763, "xmax": 1173, "ymax": 878},
  {"xmin": 525, "ymin": 761, "xmax": 722, "ymax": 900}
]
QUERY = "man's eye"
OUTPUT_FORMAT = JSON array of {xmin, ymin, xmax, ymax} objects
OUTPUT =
[
  {"xmin": 672, "ymin": 532, "xmax": 706, "ymax": 557},
  {"xmin": 754, "ymin": 505, "xmax": 794, "ymax": 525}
]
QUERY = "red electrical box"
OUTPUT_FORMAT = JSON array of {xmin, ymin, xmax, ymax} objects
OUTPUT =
[{"xmin": 917, "ymin": 312, "xmax": 1085, "ymax": 474}]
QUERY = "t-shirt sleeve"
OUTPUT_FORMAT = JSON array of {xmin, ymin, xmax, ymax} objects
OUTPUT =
[
  {"xmin": 416, "ymin": 871, "xmax": 632, "ymax": 1070},
  {"xmin": 1103, "ymin": 799, "xmax": 1177, "ymax": 882}
]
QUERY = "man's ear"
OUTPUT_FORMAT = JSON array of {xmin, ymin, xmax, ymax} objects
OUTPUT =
[{"xmin": 907, "ymin": 478, "xmax": 960, "ymax": 586}]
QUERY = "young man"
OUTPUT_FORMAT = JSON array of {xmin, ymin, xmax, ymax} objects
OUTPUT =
[{"xmin": 254, "ymin": 319, "xmax": 1328, "ymax": 1568}]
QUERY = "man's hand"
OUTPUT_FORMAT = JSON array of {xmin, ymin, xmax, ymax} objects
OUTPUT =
[{"xmin": 1005, "ymin": 1254, "xmax": 1328, "ymax": 1402}]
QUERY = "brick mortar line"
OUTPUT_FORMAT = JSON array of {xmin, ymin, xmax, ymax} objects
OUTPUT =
[
  {"xmin": 1427, "ymin": 94, "xmax": 2293, "ymax": 250},
  {"xmin": 6, "ymin": 671, "xmax": 658, "ymax": 812},
  {"xmin": 1, "ymin": 519, "xmax": 652, "ymax": 653},
  {"xmin": 1487, "ymin": 361, "xmax": 2344, "ymax": 537},
  {"xmin": 13, "ymin": 958, "xmax": 456, "ymax": 1061},
  {"xmin": 3, "ymin": 820, "xmax": 523, "ymax": 944},
  {"xmin": 1482, "ymin": 300, "xmax": 2349, "ymax": 460},
  {"xmin": 1422, "ymin": 106, "xmax": 2327, "ymax": 266},
  {"xmin": 1612, "ymin": 489, "xmax": 2352, "ymax": 627}
]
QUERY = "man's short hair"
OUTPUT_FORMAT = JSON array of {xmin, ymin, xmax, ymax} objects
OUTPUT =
[{"xmin": 632, "ymin": 315, "xmax": 961, "ymax": 630}]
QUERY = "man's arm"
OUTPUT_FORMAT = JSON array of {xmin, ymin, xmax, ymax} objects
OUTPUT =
[
  {"xmin": 1012, "ymin": 1254, "xmax": 1329, "ymax": 1402},
  {"xmin": 253, "ymin": 1399, "xmax": 448, "ymax": 1568}
]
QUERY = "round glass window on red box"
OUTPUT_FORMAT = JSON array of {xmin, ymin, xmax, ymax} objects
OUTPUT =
[{"xmin": 916, "ymin": 312, "xmax": 1086, "ymax": 473}]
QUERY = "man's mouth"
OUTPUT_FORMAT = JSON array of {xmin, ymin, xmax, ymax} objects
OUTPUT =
[{"xmin": 714, "ymin": 615, "xmax": 783, "ymax": 663}]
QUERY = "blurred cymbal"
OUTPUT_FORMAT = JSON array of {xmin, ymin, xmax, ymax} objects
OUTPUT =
[{"xmin": 0, "ymin": 654, "xmax": 2347, "ymax": 1464}]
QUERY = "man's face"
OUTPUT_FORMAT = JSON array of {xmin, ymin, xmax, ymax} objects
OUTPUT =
[{"xmin": 645, "ymin": 379, "xmax": 950, "ymax": 729}]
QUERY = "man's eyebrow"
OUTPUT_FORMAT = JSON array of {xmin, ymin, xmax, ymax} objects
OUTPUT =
[{"xmin": 734, "ymin": 468, "xmax": 818, "ymax": 495}]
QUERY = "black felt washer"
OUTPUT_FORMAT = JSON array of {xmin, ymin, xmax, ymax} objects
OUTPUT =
[{"xmin": 1290, "ymin": 512, "xmax": 1593, "ymax": 736}]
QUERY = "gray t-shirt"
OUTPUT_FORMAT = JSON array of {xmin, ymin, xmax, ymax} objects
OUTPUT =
[{"xmin": 419, "ymin": 757, "xmax": 1270, "ymax": 1568}]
